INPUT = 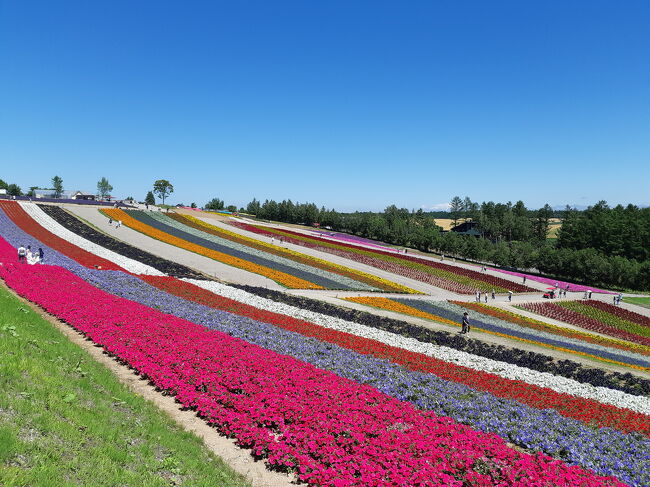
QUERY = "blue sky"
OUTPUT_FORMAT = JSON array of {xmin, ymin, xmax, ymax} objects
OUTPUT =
[{"xmin": 1, "ymin": 1, "xmax": 649, "ymax": 211}]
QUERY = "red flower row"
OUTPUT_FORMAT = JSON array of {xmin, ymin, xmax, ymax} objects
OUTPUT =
[
  {"xmin": 142, "ymin": 275, "xmax": 650, "ymax": 435},
  {"xmin": 0, "ymin": 201, "xmax": 122, "ymax": 271},
  {"xmin": 0, "ymin": 261, "xmax": 626, "ymax": 487}
]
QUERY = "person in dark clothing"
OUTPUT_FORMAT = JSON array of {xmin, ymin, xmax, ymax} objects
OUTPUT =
[
  {"xmin": 461, "ymin": 312, "xmax": 470, "ymax": 334},
  {"xmin": 38, "ymin": 247, "xmax": 44, "ymax": 264}
]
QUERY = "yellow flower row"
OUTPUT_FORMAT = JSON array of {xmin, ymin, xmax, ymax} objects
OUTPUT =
[
  {"xmin": 344, "ymin": 297, "xmax": 648, "ymax": 371},
  {"xmin": 179, "ymin": 214, "xmax": 420, "ymax": 294},
  {"xmin": 103, "ymin": 209, "xmax": 323, "ymax": 289}
]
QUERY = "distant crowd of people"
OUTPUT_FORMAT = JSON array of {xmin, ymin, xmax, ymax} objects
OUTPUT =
[{"xmin": 17, "ymin": 244, "xmax": 44, "ymax": 265}]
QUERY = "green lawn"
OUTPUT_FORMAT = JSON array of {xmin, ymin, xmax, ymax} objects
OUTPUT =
[
  {"xmin": 0, "ymin": 285, "xmax": 251, "ymax": 487},
  {"xmin": 623, "ymin": 296, "xmax": 650, "ymax": 309}
]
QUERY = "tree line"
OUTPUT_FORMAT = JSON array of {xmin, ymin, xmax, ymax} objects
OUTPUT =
[{"xmin": 241, "ymin": 196, "xmax": 650, "ymax": 291}]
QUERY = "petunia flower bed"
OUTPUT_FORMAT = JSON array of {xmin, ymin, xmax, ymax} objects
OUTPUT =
[{"xmin": 0, "ymin": 262, "xmax": 630, "ymax": 487}]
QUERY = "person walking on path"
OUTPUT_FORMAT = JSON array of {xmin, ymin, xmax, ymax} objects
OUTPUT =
[
  {"xmin": 460, "ymin": 312, "xmax": 470, "ymax": 334},
  {"xmin": 17, "ymin": 245, "xmax": 26, "ymax": 262},
  {"xmin": 484, "ymin": 292, "xmax": 488, "ymax": 303},
  {"xmin": 508, "ymin": 290, "xmax": 513, "ymax": 302},
  {"xmin": 522, "ymin": 276, "xmax": 526, "ymax": 284},
  {"xmin": 475, "ymin": 290, "xmax": 480, "ymax": 302},
  {"xmin": 491, "ymin": 289, "xmax": 495, "ymax": 300},
  {"xmin": 38, "ymin": 247, "xmax": 44, "ymax": 264},
  {"xmin": 116, "ymin": 220, "xmax": 122, "ymax": 229},
  {"xmin": 588, "ymin": 290, "xmax": 593, "ymax": 299}
]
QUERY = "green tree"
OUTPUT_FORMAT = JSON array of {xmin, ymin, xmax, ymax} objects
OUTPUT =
[
  {"xmin": 52, "ymin": 176, "xmax": 64, "ymax": 198},
  {"xmin": 144, "ymin": 191, "xmax": 155, "ymax": 206},
  {"xmin": 0, "ymin": 179, "xmax": 8, "ymax": 190},
  {"xmin": 190, "ymin": 202, "xmax": 197, "ymax": 208},
  {"xmin": 246, "ymin": 198, "xmax": 261, "ymax": 215},
  {"xmin": 152, "ymin": 180, "xmax": 174, "ymax": 205},
  {"xmin": 96, "ymin": 177, "xmax": 113, "ymax": 200},
  {"xmin": 205, "ymin": 197, "xmax": 225, "ymax": 210},
  {"xmin": 226, "ymin": 205, "xmax": 237, "ymax": 212},
  {"xmin": 7, "ymin": 184, "xmax": 22, "ymax": 196},
  {"xmin": 449, "ymin": 196, "xmax": 463, "ymax": 227}
]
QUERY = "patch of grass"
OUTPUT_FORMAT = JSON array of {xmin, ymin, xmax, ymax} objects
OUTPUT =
[
  {"xmin": 0, "ymin": 285, "xmax": 251, "ymax": 487},
  {"xmin": 623, "ymin": 296, "xmax": 650, "ymax": 309}
]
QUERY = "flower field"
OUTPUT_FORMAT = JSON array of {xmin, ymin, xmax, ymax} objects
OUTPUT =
[
  {"xmin": 1, "ymin": 202, "xmax": 650, "ymax": 485},
  {"xmin": 39, "ymin": 204, "xmax": 205, "ymax": 278},
  {"xmin": 520, "ymin": 301, "xmax": 650, "ymax": 346},
  {"xmin": 168, "ymin": 212, "xmax": 413, "ymax": 293},
  {"xmin": 103, "ymin": 208, "xmax": 414, "ymax": 292},
  {"xmin": 345, "ymin": 297, "xmax": 650, "ymax": 370},
  {"xmin": 230, "ymin": 221, "xmax": 536, "ymax": 294}
]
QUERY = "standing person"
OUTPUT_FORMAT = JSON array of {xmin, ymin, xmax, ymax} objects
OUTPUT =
[
  {"xmin": 484, "ymin": 292, "xmax": 488, "ymax": 303},
  {"xmin": 109, "ymin": 217, "xmax": 113, "ymax": 225},
  {"xmin": 475, "ymin": 290, "xmax": 480, "ymax": 302},
  {"xmin": 116, "ymin": 220, "xmax": 122, "ymax": 229},
  {"xmin": 583, "ymin": 291, "xmax": 588, "ymax": 299},
  {"xmin": 523, "ymin": 275, "xmax": 527, "ymax": 284},
  {"xmin": 613, "ymin": 295, "xmax": 618, "ymax": 305},
  {"xmin": 17, "ymin": 245, "xmax": 26, "ymax": 262},
  {"xmin": 491, "ymin": 289, "xmax": 495, "ymax": 300},
  {"xmin": 460, "ymin": 312, "xmax": 470, "ymax": 334},
  {"xmin": 618, "ymin": 293, "xmax": 623, "ymax": 304},
  {"xmin": 508, "ymin": 290, "xmax": 513, "ymax": 302},
  {"xmin": 38, "ymin": 247, "xmax": 44, "ymax": 264},
  {"xmin": 588, "ymin": 290, "xmax": 593, "ymax": 299}
]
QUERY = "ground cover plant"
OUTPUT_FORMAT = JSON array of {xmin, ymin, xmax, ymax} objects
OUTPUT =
[
  {"xmin": 345, "ymin": 297, "xmax": 649, "ymax": 370},
  {"xmin": 169, "ymin": 212, "xmax": 415, "ymax": 293},
  {"xmin": 230, "ymin": 284, "xmax": 650, "ymax": 397},
  {"xmin": 624, "ymin": 296, "xmax": 650, "ymax": 309},
  {"xmin": 102, "ymin": 208, "xmax": 323, "ymax": 289},
  {"xmin": 0, "ymin": 284, "xmax": 250, "ymax": 487},
  {"xmin": 0, "ymin": 261, "xmax": 633, "ymax": 486},
  {"xmin": 231, "ymin": 221, "xmax": 535, "ymax": 294},
  {"xmin": 520, "ymin": 301, "xmax": 650, "ymax": 346},
  {"xmin": 39, "ymin": 204, "xmax": 205, "ymax": 278}
]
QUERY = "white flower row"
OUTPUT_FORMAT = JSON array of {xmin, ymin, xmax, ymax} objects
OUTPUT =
[
  {"xmin": 184, "ymin": 278, "xmax": 650, "ymax": 415},
  {"xmin": 21, "ymin": 203, "xmax": 165, "ymax": 276},
  {"xmin": 148, "ymin": 212, "xmax": 378, "ymax": 291}
]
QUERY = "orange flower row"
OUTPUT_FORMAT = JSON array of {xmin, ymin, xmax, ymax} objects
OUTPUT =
[
  {"xmin": 171, "ymin": 213, "xmax": 419, "ymax": 294},
  {"xmin": 103, "ymin": 209, "xmax": 323, "ymax": 289}
]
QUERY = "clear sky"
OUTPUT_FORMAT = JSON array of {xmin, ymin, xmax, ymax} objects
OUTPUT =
[{"xmin": 1, "ymin": 1, "xmax": 649, "ymax": 211}]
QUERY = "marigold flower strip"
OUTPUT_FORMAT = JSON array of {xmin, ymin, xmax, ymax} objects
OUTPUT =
[
  {"xmin": 0, "ymin": 264, "xmax": 629, "ymax": 487},
  {"xmin": 143, "ymin": 211, "xmax": 378, "ymax": 291},
  {"xmin": 172, "ymin": 213, "xmax": 417, "ymax": 293},
  {"xmin": 102, "ymin": 209, "xmax": 322, "ymax": 289}
]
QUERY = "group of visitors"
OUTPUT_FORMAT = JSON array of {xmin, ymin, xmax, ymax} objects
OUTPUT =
[
  {"xmin": 108, "ymin": 217, "xmax": 122, "ymax": 228},
  {"xmin": 17, "ymin": 245, "xmax": 44, "ymax": 265},
  {"xmin": 613, "ymin": 293, "xmax": 624, "ymax": 305},
  {"xmin": 474, "ymin": 289, "xmax": 500, "ymax": 302}
]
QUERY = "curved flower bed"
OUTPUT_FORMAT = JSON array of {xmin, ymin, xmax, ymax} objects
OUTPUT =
[
  {"xmin": 0, "ymin": 201, "xmax": 123, "ymax": 271},
  {"xmin": 20, "ymin": 203, "xmax": 163, "ymax": 275},
  {"xmin": 520, "ymin": 302, "xmax": 650, "ymax": 347},
  {"xmin": 172, "ymin": 213, "xmax": 416, "ymax": 293},
  {"xmin": 0, "ymin": 264, "xmax": 628, "ymax": 487},
  {"xmin": 39, "ymin": 205, "xmax": 205, "ymax": 279},
  {"xmin": 490, "ymin": 268, "xmax": 616, "ymax": 294},
  {"xmin": 230, "ymin": 284, "xmax": 650, "ymax": 397},
  {"xmin": 455, "ymin": 302, "xmax": 650, "ymax": 357},
  {"xmin": 381, "ymin": 298, "xmax": 649, "ymax": 370},
  {"xmin": 103, "ymin": 209, "xmax": 323, "ymax": 289},
  {"xmin": 143, "ymin": 211, "xmax": 378, "ymax": 291},
  {"xmin": 560, "ymin": 301, "xmax": 650, "ymax": 337},
  {"xmin": 581, "ymin": 300, "xmax": 650, "ymax": 328},
  {"xmin": 232, "ymin": 221, "xmax": 535, "ymax": 294}
]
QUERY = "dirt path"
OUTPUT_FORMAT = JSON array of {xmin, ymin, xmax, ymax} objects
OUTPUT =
[{"xmin": 1, "ymin": 280, "xmax": 295, "ymax": 487}]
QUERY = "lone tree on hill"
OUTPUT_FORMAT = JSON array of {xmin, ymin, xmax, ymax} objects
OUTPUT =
[
  {"xmin": 52, "ymin": 176, "xmax": 64, "ymax": 198},
  {"xmin": 145, "ymin": 191, "xmax": 155, "ymax": 206},
  {"xmin": 449, "ymin": 196, "xmax": 463, "ymax": 227},
  {"xmin": 96, "ymin": 177, "xmax": 113, "ymax": 200},
  {"xmin": 152, "ymin": 180, "xmax": 174, "ymax": 205},
  {"xmin": 205, "ymin": 197, "xmax": 225, "ymax": 210}
]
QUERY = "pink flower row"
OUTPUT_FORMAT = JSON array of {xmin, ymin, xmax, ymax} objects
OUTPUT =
[{"xmin": 0, "ymin": 261, "xmax": 626, "ymax": 486}]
